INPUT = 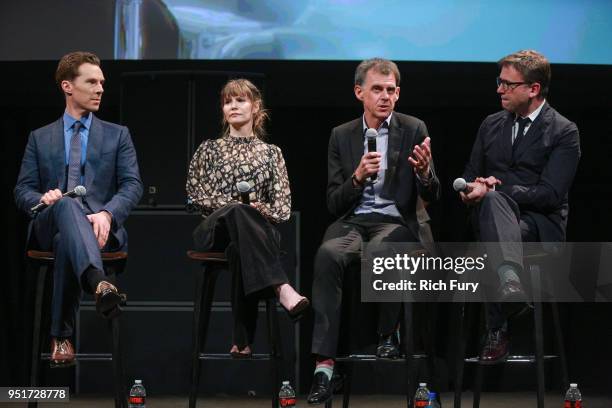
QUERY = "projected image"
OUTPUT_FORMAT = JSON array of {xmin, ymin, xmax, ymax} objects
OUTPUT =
[{"xmin": 115, "ymin": 0, "xmax": 612, "ymax": 64}]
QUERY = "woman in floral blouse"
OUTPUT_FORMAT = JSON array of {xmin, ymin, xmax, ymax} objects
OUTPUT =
[{"xmin": 186, "ymin": 78, "xmax": 308, "ymax": 358}]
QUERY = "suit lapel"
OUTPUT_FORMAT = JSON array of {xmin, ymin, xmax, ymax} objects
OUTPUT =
[
  {"xmin": 382, "ymin": 114, "xmax": 405, "ymax": 195},
  {"xmin": 50, "ymin": 118, "xmax": 66, "ymax": 189},
  {"xmin": 85, "ymin": 115, "xmax": 103, "ymax": 193},
  {"xmin": 349, "ymin": 119, "xmax": 364, "ymax": 171},
  {"xmin": 512, "ymin": 103, "xmax": 550, "ymax": 162},
  {"xmin": 500, "ymin": 112, "xmax": 514, "ymax": 164}
]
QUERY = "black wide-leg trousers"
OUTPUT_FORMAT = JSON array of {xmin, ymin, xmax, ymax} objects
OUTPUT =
[{"xmin": 193, "ymin": 203, "xmax": 288, "ymax": 347}]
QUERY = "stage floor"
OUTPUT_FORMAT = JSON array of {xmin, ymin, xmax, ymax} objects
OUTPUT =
[{"xmin": 10, "ymin": 392, "xmax": 610, "ymax": 407}]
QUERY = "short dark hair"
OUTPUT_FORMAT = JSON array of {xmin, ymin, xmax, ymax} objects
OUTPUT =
[
  {"xmin": 354, "ymin": 58, "xmax": 401, "ymax": 86},
  {"xmin": 55, "ymin": 51, "xmax": 101, "ymax": 90},
  {"xmin": 498, "ymin": 50, "xmax": 551, "ymax": 98}
]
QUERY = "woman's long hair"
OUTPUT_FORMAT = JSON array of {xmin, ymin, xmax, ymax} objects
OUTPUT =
[{"xmin": 220, "ymin": 78, "xmax": 269, "ymax": 140}]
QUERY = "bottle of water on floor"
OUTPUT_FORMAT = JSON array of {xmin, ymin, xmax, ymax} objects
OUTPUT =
[
  {"xmin": 279, "ymin": 380, "xmax": 296, "ymax": 407},
  {"xmin": 427, "ymin": 391, "xmax": 441, "ymax": 408},
  {"xmin": 414, "ymin": 383, "xmax": 430, "ymax": 407},
  {"xmin": 128, "ymin": 379, "xmax": 146, "ymax": 408},
  {"xmin": 564, "ymin": 383, "xmax": 582, "ymax": 408}
]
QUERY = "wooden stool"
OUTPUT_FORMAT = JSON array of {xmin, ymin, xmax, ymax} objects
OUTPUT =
[
  {"xmin": 453, "ymin": 251, "xmax": 569, "ymax": 408},
  {"xmin": 187, "ymin": 250, "xmax": 283, "ymax": 408},
  {"xmin": 27, "ymin": 250, "xmax": 128, "ymax": 408}
]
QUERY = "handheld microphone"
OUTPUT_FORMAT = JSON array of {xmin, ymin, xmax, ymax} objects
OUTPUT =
[
  {"xmin": 236, "ymin": 181, "xmax": 251, "ymax": 205},
  {"xmin": 365, "ymin": 128, "xmax": 378, "ymax": 181},
  {"xmin": 31, "ymin": 185, "xmax": 87, "ymax": 213},
  {"xmin": 452, "ymin": 178, "xmax": 472, "ymax": 194}
]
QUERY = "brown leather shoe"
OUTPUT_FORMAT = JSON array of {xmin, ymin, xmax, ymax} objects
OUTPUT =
[
  {"xmin": 50, "ymin": 338, "xmax": 75, "ymax": 367},
  {"xmin": 479, "ymin": 328, "xmax": 509, "ymax": 365},
  {"xmin": 95, "ymin": 281, "xmax": 123, "ymax": 319}
]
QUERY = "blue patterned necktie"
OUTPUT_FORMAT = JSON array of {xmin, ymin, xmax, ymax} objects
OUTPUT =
[{"xmin": 66, "ymin": 121, "xmax": 82, "ymax": 192}]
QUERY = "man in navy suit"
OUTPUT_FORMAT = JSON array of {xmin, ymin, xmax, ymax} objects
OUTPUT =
[
  {"xmin": 460, "ymin": 50, "xmax": 580, "ymax": 364},
  {"xmin": 14, "ymin": 51, "xmax": 143, "ymax": 366}
]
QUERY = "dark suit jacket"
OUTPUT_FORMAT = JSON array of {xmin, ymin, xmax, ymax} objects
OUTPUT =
[
  {"xmin": 326, "ymin": 112, "xmax": 441, "ymax": 240},
  {"xmin": 14, "ymin": 114, "xmax": 143, "ymax": 248},
  {"xmin": 463, "ymin": 102, "xmax": 581, "ymax": 242}
]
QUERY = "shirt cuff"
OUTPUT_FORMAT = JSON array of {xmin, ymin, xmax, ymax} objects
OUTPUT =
[{"xmin": 415, "ymin": 168, "xmax": 434, "ymax": 186}]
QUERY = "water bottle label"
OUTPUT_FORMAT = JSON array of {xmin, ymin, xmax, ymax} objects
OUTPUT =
[
  {"xmin": 280, "ymin": 397, "xmax": 296, "ymax": 407},
  {"xmin": 564, "ymin": 402, "xmax": 581, "ymax": 408},
  {"xmin": 414, "ymin": 401, "xmax": 428, "ymax": 407},
  {"xmin": 129, "ymin": 396, "xmax": 145, "ymax": 404}
]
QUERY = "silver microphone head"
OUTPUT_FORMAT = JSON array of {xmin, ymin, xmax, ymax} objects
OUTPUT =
[
  {"xmin": 74, "ymin": 185, "xmax": 87, "ymax": 196},
  {"xmin": 452, "ymin": 178, "xmax": 467, "ymax": 192},
  {"xmin": 365, "ymin": 128, "xmax": 378, "ymax": 139},
  {"xmin": 236, "ymin": 181, "xmax": 251, "ymax": 194}
]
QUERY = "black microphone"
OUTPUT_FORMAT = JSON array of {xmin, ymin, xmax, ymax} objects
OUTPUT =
[
  {"xmin": 31, "ymin": 185, "xmax": 87, "ymax": 213},
  {"xmin": 236, "ymin": 181, "xmax": 251, "ymax": 205},
  {"xmin": 365, "ymin": 128, "xmax": 378, "ymax": 181},
  {"xmin": 452, "ymin": 178, "xmax": 472, "ymax": 194}
]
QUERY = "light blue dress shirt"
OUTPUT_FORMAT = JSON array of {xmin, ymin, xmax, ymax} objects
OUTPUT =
[{"xmin": 354, "ymin": 113, "xmax": 402, "ymax": 218}]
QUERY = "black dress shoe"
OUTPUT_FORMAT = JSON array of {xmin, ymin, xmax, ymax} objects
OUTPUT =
[
  {"xmin": 95, "ymin": 281, "xmax": 124, "ymax": 319},
  {"xmin": 479, "ymin": 328, "xmax": 509, "ymax": 365},
  {"xmin": 499, "ymin": 280, "xmax": 532, "ymax": 318},
  {"xmin": 376, "ymin": 332, "xmax": 400, "ymax": 359},
  {"xmin": 307, "ymin": 372, "xmax": 334, "ymax": 405}
]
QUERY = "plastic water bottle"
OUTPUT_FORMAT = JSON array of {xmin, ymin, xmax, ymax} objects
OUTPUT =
[
  {"xmin": 128, "ymin": 379, "xmax": 146, "ymax": 408},
  {"xmin": 427, "ymin": 391, "xmax": 441, "ymax": 408},
  {"xmin": 414, "ymin": 383, "xmax": 430, "ymax": 407},
  {"xmin": 279, "ymin": 380, "xmax": 296, "ymax": 407},
  {"xmin": 564, "ymin": 383, "xmax": 582, "ymax": 408}
]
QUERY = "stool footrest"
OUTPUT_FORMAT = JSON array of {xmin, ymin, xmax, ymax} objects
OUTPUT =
[
  {"xmin": 41, "ymin": 353, "xmax": 113, "ymax": 361},
  {"xmin": 199, "ymin": 353, "xmax": 276, "ymax": 361},
  {"xmin": 464, "ymin": 354, "xmax": 558, "ymax": 363},
  {"xmin": 336, "ymin": 353, "xmax": 427, "ymax": 362}
]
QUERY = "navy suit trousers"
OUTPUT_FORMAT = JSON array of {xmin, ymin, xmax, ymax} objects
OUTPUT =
[{"xmin": 32, "ymin": 197, "xmax": 120, "ymax": 337}]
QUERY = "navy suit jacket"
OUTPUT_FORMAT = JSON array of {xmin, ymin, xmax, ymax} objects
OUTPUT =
[
  {"xmin": 14, "ymin": 114, "xmax": 143, "ymax": 248},
  {"xmin": 463, "ymin": 102, "xmax": 581, "ymax": 242},
  {"xmin": 326, "ymin": 112, "xmax": 441, "ymax": 241}
]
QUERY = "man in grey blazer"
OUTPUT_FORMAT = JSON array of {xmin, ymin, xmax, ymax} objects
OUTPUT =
[
  {"xmin": 14, "ymin": 52, "xmax": 143, "ymax": 366},
  {"xmin": 460, "ymin": 50, "xmax": 580, "ymax": 364},
  {"xmin": 308, "ymin": 58, "xmax": 440, "ymax": 404}
]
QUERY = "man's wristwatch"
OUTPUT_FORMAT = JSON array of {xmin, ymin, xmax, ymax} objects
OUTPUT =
[{"xmin": 351, "ymin": 173, "xmax": 364, "ymax": 187}]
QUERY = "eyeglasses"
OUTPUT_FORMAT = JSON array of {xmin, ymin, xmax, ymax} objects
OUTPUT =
[{"xmin": 496, "ymin": 77, "xmax": 529, "ymax": 91}]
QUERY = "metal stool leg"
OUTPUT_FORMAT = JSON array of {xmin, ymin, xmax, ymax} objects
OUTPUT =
[
  {"xmin": 550, "ymin": 301, "xmax": 569, "ymax": 392},
  {"xmin": 189, "ymin": 264, "xmax": 219, "ymax": 408},
  {"xmin": 403, "ymin": 302, "xmax": 415, "ymax": 408},
  {"xmin": 472, "ymin": 363, "xmax": 483, "ymax": 408},
  {"xmin": 530, "ymin": 264, "xmax": 545, "ymax": 408},
  {"xmin": 342, "ymin": 363, "xmax": 353, "ymax": 408},
  {"xmin": 453, "ymin": 303, "xmax": 467, "ymax": 408},
  {"xmin": 28, "ymin": 263, "xmax": 48, "ymax": 408},
  {"xmin": 265, "ymin": 298, "xmax": 282, "ymax": 408},
  {"xmin": 110, "ymin": 317, "xmax": 126, "ymax": 408}
]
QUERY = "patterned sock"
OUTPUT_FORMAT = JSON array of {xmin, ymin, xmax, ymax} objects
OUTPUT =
[
  {"xmin": 314, "ymin": 358, "xmax": 334, "ymax": 381},
  {"xmin": 497, "ymin": 263, "xmax": 520, "ymax": 284}
]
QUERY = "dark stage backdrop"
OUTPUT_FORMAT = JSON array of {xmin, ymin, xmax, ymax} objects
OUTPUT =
[{"xmin": 2, "ymin": 59, "xmax": 612, "ymax": 395}]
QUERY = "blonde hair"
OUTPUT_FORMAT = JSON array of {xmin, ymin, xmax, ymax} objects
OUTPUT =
[{"xmin": 220, "ymin": 78, "xmax": 269, "ymax": 139}]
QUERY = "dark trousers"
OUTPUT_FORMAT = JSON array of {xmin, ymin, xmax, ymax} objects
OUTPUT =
[
  {"xmin": 311, "ymin": 213, "xmax": 418, "ymax": 359},
  {"xmin": 470, "ymin": 191, "xmax": 538, "ymax": 329},
  {"xmin": 193, "ymin": 203, "xmax": 288, "ymax": 347},
  {"xmin": 31, "ymin": 197, "xmax": 120, "ymax": 337}
]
